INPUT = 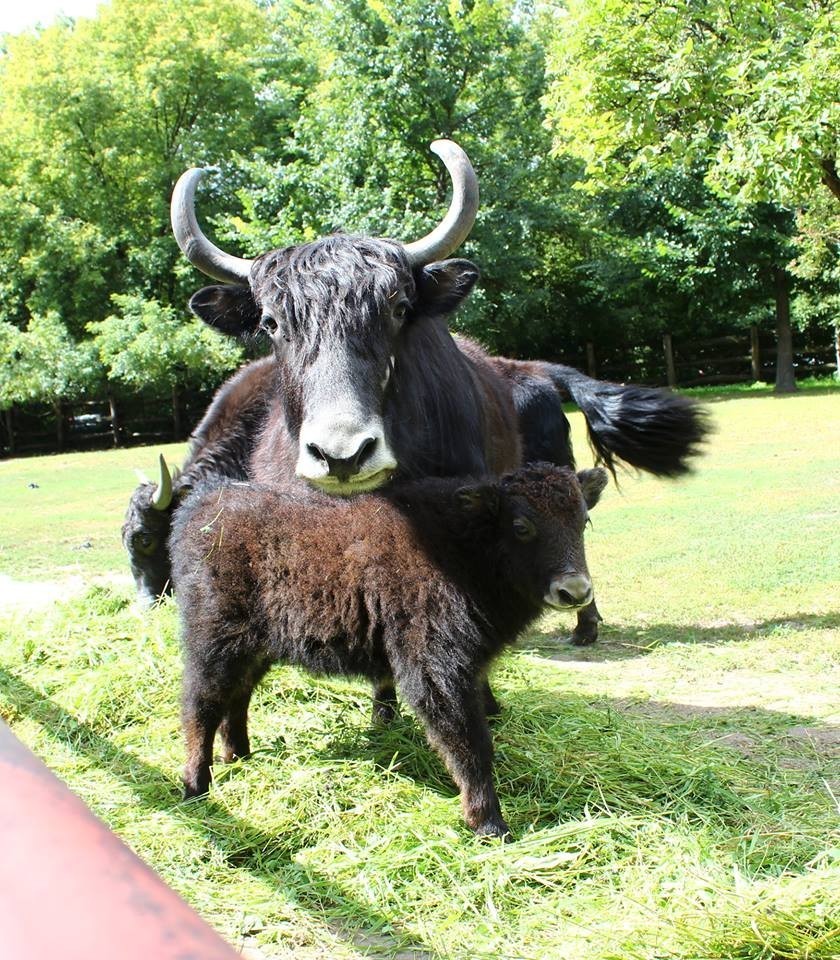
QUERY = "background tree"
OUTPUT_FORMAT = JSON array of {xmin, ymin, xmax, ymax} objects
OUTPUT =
[
  {"xmin": 0, "ymin": 0, "xmax": 283, "ymax": 331},
  {"xmin": 224, "ymin": 0, "xmax": 594, "ymax": 357},
  {"xmin": 2, "ymin": 312, "xmax": 103, "ymax": 449},
  {"xmin": 542, "ymin": 0, "xmax": 839, "ymax": 391},
  {"xmin": 88, "ymin": 294, "xmax": 245, "ymax": 439}
]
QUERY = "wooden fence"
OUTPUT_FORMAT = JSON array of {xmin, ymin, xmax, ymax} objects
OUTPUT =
[
  {"xmin": 1, "ymin": 325, "xmax": 837, "ymax": 460},
  {"xmin": 0, "ymin": 388, "xmax": 215, "ymax": 459},
  {"xmin": 581, "ymin": 324, "xmax": 837, "ymax": 387}
]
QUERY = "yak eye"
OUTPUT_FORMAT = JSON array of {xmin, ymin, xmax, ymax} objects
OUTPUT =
[
  {"xmin": 512, "ymin": 517, "xmax": 537, "ymax": 542},
  {"xmin": 133, "ymin": 532, "xmax": 156, "ymax": 552},
  {"xmin": 259, "ymin": 314, "xmax": 278, "ymax": 335},
  {"xmin": 393, "ymin": 301, "xmax": 409, "ymax": 321}
]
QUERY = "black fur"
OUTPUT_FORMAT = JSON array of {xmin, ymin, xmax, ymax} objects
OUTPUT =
[
  {"xmin": 534, "ymin": 362, "xmax": 710, "ymax": 479},
  {"xmin": 122, "ymin": 357, "xmax": 275, "ymax": 605}
]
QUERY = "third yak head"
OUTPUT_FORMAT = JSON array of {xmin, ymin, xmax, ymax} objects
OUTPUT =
[{"xmin": 172, "ymin": 141, "xmax": 487, "ymax": 494}]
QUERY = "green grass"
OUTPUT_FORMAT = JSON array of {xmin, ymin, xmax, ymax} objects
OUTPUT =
[{"xmin": 1, "ymin": 392, "xmax": 838, "ymax": 959}]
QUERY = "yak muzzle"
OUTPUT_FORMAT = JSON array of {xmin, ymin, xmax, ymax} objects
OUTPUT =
[
  {"xmin": 545, "ymin": 574, "xmax": 593, "ymax": 610},
  {"xmin": 296, "ymin": 415, "xmax": 397, "ymax": 493}
]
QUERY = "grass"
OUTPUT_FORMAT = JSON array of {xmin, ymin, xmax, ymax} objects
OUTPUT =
[{"xmin": 0, "ymin": 390, "xmax": 838, "ymax": 959}]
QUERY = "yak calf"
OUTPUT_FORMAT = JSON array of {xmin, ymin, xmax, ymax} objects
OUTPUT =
[{"xmin": 171, "ymin": 463, "xmax": 607, "ymax": 838}]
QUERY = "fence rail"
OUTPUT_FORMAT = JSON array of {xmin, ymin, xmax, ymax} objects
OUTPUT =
[{"xmin": 2, "ymin": 325, "xmax": 837, "ymax": 459}]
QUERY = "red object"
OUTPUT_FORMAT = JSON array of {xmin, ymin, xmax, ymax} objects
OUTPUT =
[{"xmin": 0, "ymin": 720, "xmax": 241, "ymax": 959}]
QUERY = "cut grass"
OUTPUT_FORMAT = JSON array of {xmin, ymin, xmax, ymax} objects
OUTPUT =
[{"xmin": 0, "ymin": 390, "xmax": 838, "ymax": 959}]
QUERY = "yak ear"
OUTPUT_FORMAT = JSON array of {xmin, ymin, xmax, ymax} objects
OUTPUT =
[
  {"xmin": 189, "ymin": 285, "xmax": 260, "ymax": 336},
  {"xmin": 577, "ymin": 468, "xmax": 608, "ymax": 510},
  {"xmin": 416, "ymin": 259, "xmax": 480, "ymax": 315},
  {"xmin": 455, "ymin": 482, "xmax": 500, "ymax": 517}
]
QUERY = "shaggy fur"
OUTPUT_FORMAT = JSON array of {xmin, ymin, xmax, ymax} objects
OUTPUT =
[{"xmin": 171, "ymin": 463, "xmax": 607, "ymax": 838}]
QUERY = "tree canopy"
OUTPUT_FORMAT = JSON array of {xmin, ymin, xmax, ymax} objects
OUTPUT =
[{"xmin": 0, "ymin": 0, "xmax": 836, "ymax": 429}]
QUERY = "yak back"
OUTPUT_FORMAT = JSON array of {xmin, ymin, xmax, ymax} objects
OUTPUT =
[
  {"xmin": 171, "ymin": 476, "xmax": 540, "ymax": 677},
  {"xmin": 183, "ymin": 356, "xmax": 276, "ymax": 484}
]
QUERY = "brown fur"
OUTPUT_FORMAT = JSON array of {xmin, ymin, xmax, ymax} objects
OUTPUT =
[{"xmin": 170, "ymin": 464, "xmax": 607, "ymax": 838}]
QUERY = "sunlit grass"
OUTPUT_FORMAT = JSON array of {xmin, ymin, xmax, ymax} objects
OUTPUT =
[{"xmin": 0, "ymin": 390, "xmax": 838, "ymax": 958}]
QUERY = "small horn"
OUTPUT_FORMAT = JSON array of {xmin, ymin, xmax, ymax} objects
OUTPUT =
[
  {"xmin": 170, "ymin": 168, "xmax": 254, "ymax": 284},
  {"xmin": 151, "ymin": 454, "xmax": 174, "ymax": 511},
  {"xmin": 403, "ymin": 140, "xmax": 479, "ymax": 267}
]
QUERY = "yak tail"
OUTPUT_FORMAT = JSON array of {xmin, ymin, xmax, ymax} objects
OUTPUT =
[{"xmin": 535, "ymin": 362, "xmax": 711, "ymax": 479}]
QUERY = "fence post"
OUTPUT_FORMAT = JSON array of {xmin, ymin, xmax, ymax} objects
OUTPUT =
[
  {"xmin": 3, "ymin": 407, "xmax": 14, "ymax": 457},
  {"xmin": 53, "ymin": 400, "xmax": 65, "ymax": 452},
  {"xmin": 585, "ymin": 341, "xmax": 597, "ymax": 378},
  {"xmin": 171, "ymin": 384, "xmax": 182, "ymax": 440},
  {"xmin": 750, "ymin": 325, "xmax": 762, "ymax": 382},
  {"xmin": 108, "ymin": 394, "xmax": 121, "ymax": 447},
  {"xmin": 834, "ymin": 323, "xmax": 840, "ymax": 379},
  {"xmin": 663, "ymin": 333, "xmax": 677, "ymax": 388}
]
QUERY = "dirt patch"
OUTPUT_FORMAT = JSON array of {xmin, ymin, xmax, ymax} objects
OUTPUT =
[
  {"xmin": 0, "ymin": 573, "xmax": 132, "ymax": 613},
  {"xmin": 782, "ymin": 725, "xmax": 840, "ymax": 758}
]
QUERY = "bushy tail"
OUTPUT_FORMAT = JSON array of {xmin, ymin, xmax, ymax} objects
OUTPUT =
[{"xmin": 536, "ymin": 362, "xmax": 710, "ymax": 478}]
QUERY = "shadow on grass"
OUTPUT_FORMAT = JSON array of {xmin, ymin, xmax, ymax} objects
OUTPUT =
[
  {"xmin": 2, "ymin": 659, "xmax": 836, "ymax": 937},
  {"xmin": 526, "ymin": 611, "xmax": 840, "ymax": 663},
  {"xmin": 0, "ymin": 666, "xmax": 440, "ymax": 960}
]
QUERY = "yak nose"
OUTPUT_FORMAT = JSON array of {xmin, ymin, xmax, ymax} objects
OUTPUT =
[
  {"xmin": 546, "ymin": 574, "xmax": 593, "ymax": 609},
  {"xmin": 306, "ymin": 436, "xmax": 377, "ymax": 481}
]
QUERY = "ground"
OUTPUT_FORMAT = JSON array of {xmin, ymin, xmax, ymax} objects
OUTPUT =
[{"xmin": 0, "ymin": 387, "xmax": 838, "ymax": 959}]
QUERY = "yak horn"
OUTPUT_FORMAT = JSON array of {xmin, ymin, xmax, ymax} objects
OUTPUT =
[
  {"xmin": 150, "ymin": 454, "xmax": 174, "ymax": 512},
  {"xmin": 170, "ymin": 168, "xmax": 254, "ymax": 284},
  {"xmin": 402, "ymin": 140, "xmax": 479, "ymax": 266},
  {"xmin": 171, "ymin": 140, "xmax": 478, "ymax": 281}
]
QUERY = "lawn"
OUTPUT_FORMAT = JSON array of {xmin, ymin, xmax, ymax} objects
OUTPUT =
[{"xmin": 0, "ymin": 389, "xmax": 838, "ymax": 959}]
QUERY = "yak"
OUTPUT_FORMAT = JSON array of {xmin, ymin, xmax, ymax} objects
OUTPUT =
[
  {"xmin": 171, "ymin": 463, "xmax": 608, "ymax": 838},
  {"xmin": 141, "ymin": 141, "xmax": 707, "ymax": 641}
]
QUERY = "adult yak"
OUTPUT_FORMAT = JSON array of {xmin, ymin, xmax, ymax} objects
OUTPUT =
[{"xmin": 129, "ymin": 141, "xmax": 707, "ymax": 641}]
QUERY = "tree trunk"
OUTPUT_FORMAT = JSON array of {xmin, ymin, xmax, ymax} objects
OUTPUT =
[
  {"xmin": 586, "ymin": 341, "xmax": 597, "ymax": 378},
  {"xmin": 773, "ymin": 268, "xmax": 796, "ymax": 394},
  {"xmin": 172, "ymin": 383, "xmax": 182, "ymax": 440},
  {"xmin": 663, "ymin": 333, "xmax": 677, "ymax": 388},
  {"xmin": 53, "ymin": 400, "xmax": 65, "ymax": 452},
  {"xmin": 108, "ymin": 394, "xmax": 121, "ymax": 447},
  {"xmin": 3, "ymin": 407, "xmax": 14, "ymax": 457},
  {"xmin": 750, "ymin": 325, "xmax": 762, "ymax": 382},
  {"xmin": 834, "ymin": 323, "xmax": 840, "ymax": 380}
]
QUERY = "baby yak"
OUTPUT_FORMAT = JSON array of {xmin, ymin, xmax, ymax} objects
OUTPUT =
[{"xmin": 170, "ymin": 463, "xmax": 607, "ymax": 838}]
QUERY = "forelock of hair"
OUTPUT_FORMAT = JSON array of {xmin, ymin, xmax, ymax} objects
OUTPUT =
[
  {"xmin": 501, "ymin": 463, "xmax": 580, "ymax": 510},
  {"xmin": 252, "ymin": 236, "xmax": 414, "ymax": 350}
]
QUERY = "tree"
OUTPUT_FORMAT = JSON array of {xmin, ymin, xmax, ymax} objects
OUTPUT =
[
  {"xmin": 88, "ymin": 294, "xmax": 244, "ymax": 438},
  {"xmin": 224, "ymin": 0, "xmax": 594, "ymax": 358},
  {"xmin": 542, "ymin": 0, "xmax": 839, "ymax": 391},
  {"xmin": 2, "ymin": 312, "xmax": 103, "ymax": 448},
  {"xmin": 0, "ymin": 0, "xmax": 279, "ymax": 333}
]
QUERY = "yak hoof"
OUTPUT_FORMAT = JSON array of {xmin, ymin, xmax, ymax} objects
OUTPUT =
[
  {"xmin": 182, "ymin": 775, "xmax": 210, "ymax": 800},
  {"xmin": 474, "ymin": 818, "xmax": 512, "ymax": 841},
  {"xmin": 569, "ymin": 627, "xmax": 599, "ymax": 647},
  {"xmin": 371, "ymin": 700, "xmax": 397, "ymax": 725}
]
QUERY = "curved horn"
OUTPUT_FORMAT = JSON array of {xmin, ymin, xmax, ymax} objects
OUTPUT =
[
  {"xmin": 403, "ymin": 140, "xmax": 479, "ymax": 267},
  {"xmin": 150, "ymin": 454, "xmax": 174, "ymax": 512},
  {"xmin": 170, "ymin": 168, "xmax": 254, "ymax": 284}
]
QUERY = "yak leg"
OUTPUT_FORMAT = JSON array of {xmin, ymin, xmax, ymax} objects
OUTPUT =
[
  {"xmin": 402, "ymin": 672, "xmax": 509, "ymax": 839},
  {"xmin": 479, "ymin": 675, "xmax": 502, "ymax": 717},
  {"xmin": 218, "ymin": 661, "xmax": 270, "ymax": 762},
  {"xmin": 371, "ymin": 679, "xmax": 398, "ymax": 725},
  {"xmin": 571, "ymin": 596, "xmax": 602, "ymax": 647},
  {"xmin": 182, "ymin": 685, "xmax": 227, "ymax": 799}
]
